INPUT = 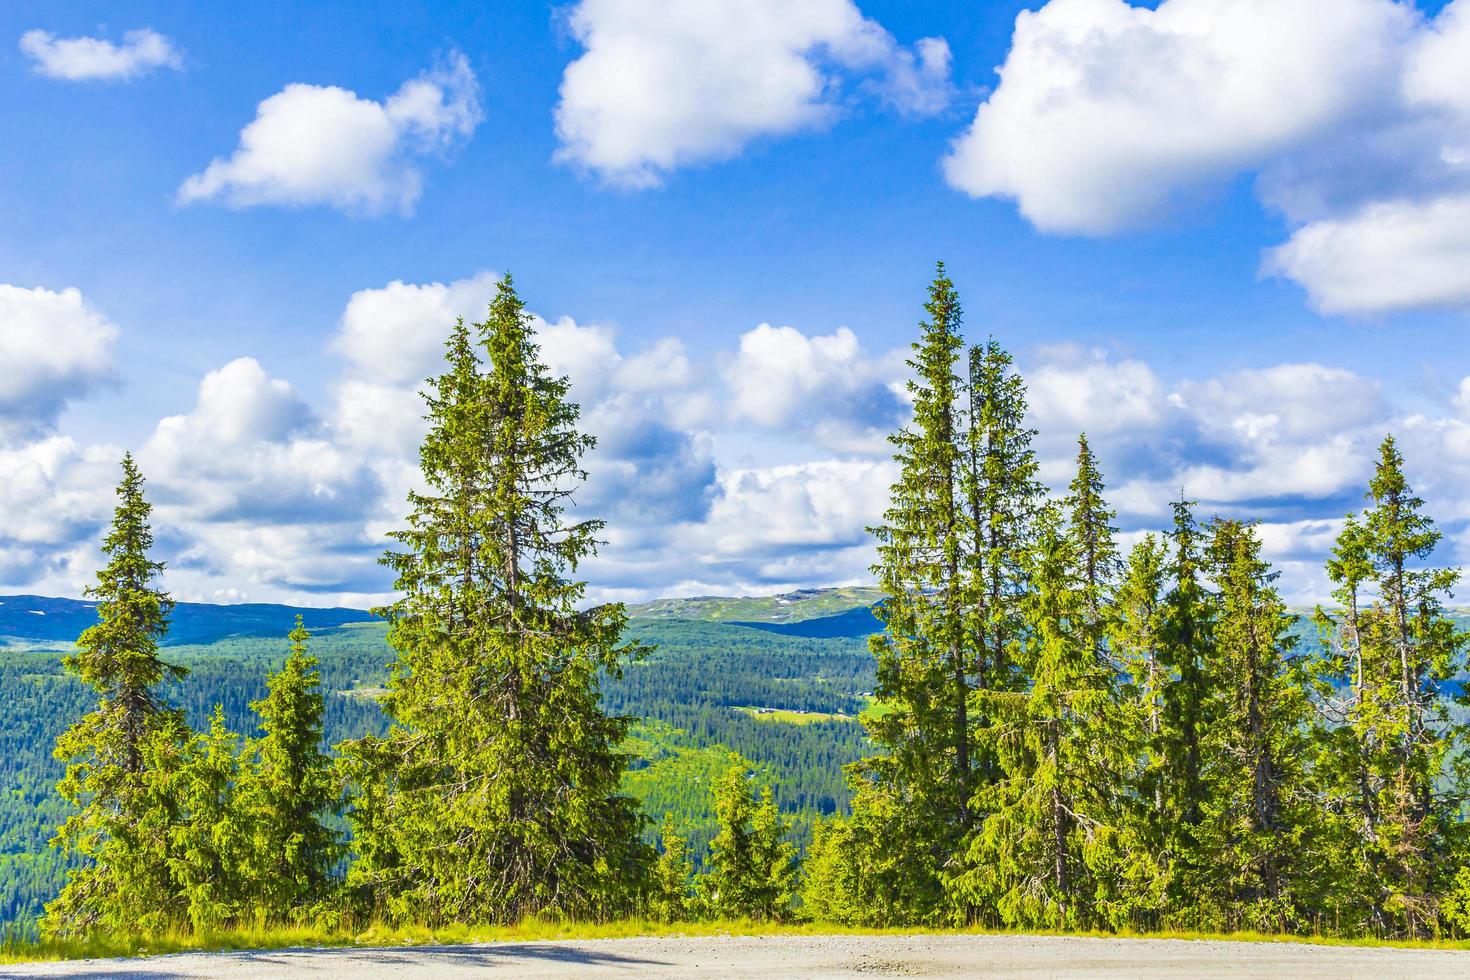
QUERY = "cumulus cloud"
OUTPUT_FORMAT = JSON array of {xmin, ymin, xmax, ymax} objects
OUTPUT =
[
  {"xmin": 1172, "ymin": 363, "xmax": 1383, "ymax": 442},
  {"xmin": 0, "ymin": 284, "xmax": 118, "ymax": 439},
  {"xmin": 1028, "ymin": 345, "xmax": 1164, "ymax": 436},
  {"xmin": 8, "ymin": 270, "xmax": 1465, "ymax": 605},
  {"xmin": 944, "ymin": 0, "xmax": 1409, "ymax": 234},
  {"xmin": 143, "ymin": 358, "xmax": 379, "ymax": 525},
  {"xmin": 179, "ymin": 53, "xmax": 480, "ymax": 215},
  {"xmin": 553, "ymin": 0, "xmax": 952, "ymax": 187},
  {"xmin": 727, "ymin": 323, "xmax": 903, "ymax": 451},
  {"xmin": 332, "ymin": 272, "xmax": 499, "ymax": 385},
  {"xmin": 20, "ymin": 27, "xmax": 181, "ymax": 81},
  {"xmin": 945, "ymin": 0, "xmax": 1470, "ymax": 314},
  {"xmin": 1264, "ymin": 195, "xmax": 1470, "ymax": 315}
]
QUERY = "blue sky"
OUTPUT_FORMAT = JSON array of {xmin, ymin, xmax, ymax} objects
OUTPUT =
[{"xmin": 3, "ymin": 0, "xmax": 1470, "ymax": 606}]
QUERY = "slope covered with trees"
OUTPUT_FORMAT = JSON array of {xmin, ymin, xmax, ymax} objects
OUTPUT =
[{"xmin": 5, "ymin": 266, "xmax": 1470, "ymax": 943}]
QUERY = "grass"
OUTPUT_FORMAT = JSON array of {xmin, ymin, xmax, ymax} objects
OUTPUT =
[
  {"xmin": 736, "ymin": 706, "xmax": 855, "ymax": 725},
  {"xmin": 6, "ymin": 918, "xmax": 1470, "ymax": 965}
]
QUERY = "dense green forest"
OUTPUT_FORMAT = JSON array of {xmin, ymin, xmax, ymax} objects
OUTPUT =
[
  {"xmin": 0, "ymin": 609, "xmax": 877, "ymax": 928},
  {"xmin": 8, "ymin": 268, "xmax": 1470, "ymax": 944}
]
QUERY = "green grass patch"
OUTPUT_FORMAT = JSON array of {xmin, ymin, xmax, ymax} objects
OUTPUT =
[
  {"xmin": 5, "ymin": 919, "xmax": 1470, "ymax": 965},
  {"xmin": 736, "ymin": 706, "xmax": 855, "ymax": 725}
]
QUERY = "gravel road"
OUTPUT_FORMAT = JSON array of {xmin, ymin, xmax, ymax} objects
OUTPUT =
[{"xmin": 5, "ymin": 933, "xmax": 1469, "ymax": 979}]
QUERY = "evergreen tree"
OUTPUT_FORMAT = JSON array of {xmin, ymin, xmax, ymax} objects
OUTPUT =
[
  {"xmin": 649, "ymin": 814, "xmax": 694, "ymax": 923},
  {"xmin": 1156, "ymin": 497, "xmax": 1216, "ymax": 917},
  {"xmin": 948, "ymin": 508, "xmax": 1136, "ymax": 929},
  {"xmin": 703, "ymin": 764, "xmax": 797, "ymax": 921},
  {"xmin": 1113, "ymin": 535, "xmax": 1169, "ymax": 799},
  {"xmin": 1314, "ymin": 437, "xmax": 1467, "ymax": 936},
  {"xmin": 170, "ymin": 707, "xmax": 245, "ymax": 931},
  {"xmin": 846, "ymin": 263, "xmax": 971, "ymax": 922},
  {"xmin": 341, "ymin": 276, "xmax": 648, "ymax": 924},
  {"xmin": 1195, "ymin": 520, "xmax": 1325, "ymax": 931},
  {"xmin": 45, "ymin": 454, "xmax": 187, "ymax": 937},
  {"xmin": 1064, "ymin": 434, "xmax": 1120, "ymax": 668},
  {"xmin": 961, "ymin": 336, "xmax": 1042, "ymax": 781},
  {"xmin": 1106, "ymin": 533, "xmax": 1173, "ymax": 928},
  {"xmin": 237, "ymin": 616, "xmax": 339, "ymax": 918}
]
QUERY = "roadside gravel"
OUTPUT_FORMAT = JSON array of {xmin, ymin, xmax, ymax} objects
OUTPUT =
[{"xmin": 5, "ymin": 933, "xmax": 1469, "ymax": 979}]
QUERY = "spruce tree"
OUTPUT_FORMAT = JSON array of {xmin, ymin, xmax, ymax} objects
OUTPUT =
[
  {"xmin": 847, "ymin": 263, "xmax": 971, "ymax": 922},
  {"xmin": 1195, "ymin": 520, "xmax": 1324, "ymax": 932},
  {"xmin": 341, "ymin": 275, "xmax": 648, "ymax": 924},
  {"xmin": 171, "ymin": 706, "xmax": 246, "ymax": 931},
  {"xmin": 45, "ymin": 454, "xmax": 187, "ymax": 937},
  {"xmin": 649, "ymin": 814, "xmax": 694, "ymax": 923},
  {"xmin": 1065, "ymin": 434, "xmax": 1120, "ymax": 668},
  {"xmin": 948, "ymin": 507, "xmax": 1136, "ymax": 929},
  {"xmin": 1106, "ymin": 533, "xmax": 1173, "ymax": 928},
  {"xmin": 961, "ymin": 337, "xmax": 1042, "ymax": 770},
  {"xmin": 1156, "ymin": 497, "xmax": 1216, "ymax": 917},
  {"xmin": 237, "ymin": 616, "xmax": 340, "ymax": 918},
  {"xmin": 703, "ymin": 764, "xmax": 797, "ymax": 922},
  {"xmin": 1314, "ymin": 437, "xmax": 1467, "ymax": 936}
]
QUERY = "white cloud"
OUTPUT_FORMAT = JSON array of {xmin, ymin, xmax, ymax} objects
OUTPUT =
[
  {"xmin": 726, "ymin": 323, "xmax": 903, "ymax": 450},
  {"xmin": 553, "ymin": 0, "xmax": 951, "ymax": 187},
  {"xmin": 0, "ymin": 284, "xmax": 118, "ymax": 439},
  {"xmin": 943, "ymin": 0, "xmax": 1410, "ymax": 235},
  {"xmin": 1264, "ymin": 195, "xmax": 1470, "ymax": 315},
  {"xmin": 1172, "ymin": 363, "xmax": 1382, "ymax": 441},
  {"xmin": 333, "ymin": 272, "xmax": 499, "ymax": 385},
  {"xmin": 20, "ymin": 27, "xmax": 181, "ymax": 81},
  {"xmin": 941, "ymin": 0, "xmax": 1470, "ymax": 314},
  {"xmin": 179, "ymin": 53, "xmax": 480, "ymax": 215},
  {"xmin": 1027, "ymin": 345, "xmax": 1164, "ymax": 436},
  {"xmin": 143, "ymin": 358, "xmax": 379, "ymax": 525}
]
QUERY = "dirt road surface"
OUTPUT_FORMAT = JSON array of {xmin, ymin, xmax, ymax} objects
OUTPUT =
[{"xmin": 5, "ymin": 933, "xmax": 1468, "ymax": 979}]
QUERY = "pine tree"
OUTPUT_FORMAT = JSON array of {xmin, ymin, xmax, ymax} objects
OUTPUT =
[
  {"xmin": 45, "ymin": 453, "xmax": 188, "ymax": 937},
  {"xmin": 341, "ymin": 275, "xmax": 648, "ymax": 924},
  {"xmin": 846, "ymin": 263, "xmax": 971, "ymax": 922},
  {"xmin": 703, "ymin": 764, "xmax": 797, "ymax": 921},
  {"xmin": 649, "ymin": 814, "xmax": 694, "ymax": 923},
  {"xmin": 237, "ymin": 616, "xmax": 340, "ymax": 919},
  {"xmin": 1314, "ymin": 437, "xmax": 1467, "ymax": 936},
  {"xmin": 948, "ymin": 507, "xmax": 1136, "ymax": 929},
  {"xmin": 170, "ymin": 706, "xmax": 246, "ymax": 931},
  {"xmin": 1195, "ymin": 520, "xmax": 1324, "ymax": 932}
]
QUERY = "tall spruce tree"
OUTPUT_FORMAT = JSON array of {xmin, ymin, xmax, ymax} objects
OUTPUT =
[
  {"xmin": 948, "ymin": 507, "xmax": 1136, "ymax": 929},
  {"xmin": 45, "ymin": 454, "xmax": 187, "ymax": 937},
  {"xmin": 1064, "ymin": 435, "xmax": 1120, "ymax": 669},
  {"xmin": 1156, "ymin": 497, "xmax": 1216, "ymax": 917},
  {"xmin": 962, "ymin": 337, "xmax": 1042, "ymax": 747},
  {"xmin": 1314, "ymin": 437, "xmax": 1467, "ymax": 936},
  {"xmin": 341, "ymin": 275, "xmax": 648, "ymax": 924},
  {"xmin": 237, "ymin": 616, "xmax": 340, "ymax": 918},
  {"xmin": 1195, "ymin": 520, "xmax": 1324, "ymax": 931},
  {"xmin": 844, "ymin": 263, "xmax": 971, "ymax": 922}
]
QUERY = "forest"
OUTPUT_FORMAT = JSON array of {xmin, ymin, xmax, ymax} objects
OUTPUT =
[{"xmin": 4, "ymin": 267, "xmax": 1470, "ymax": 946}]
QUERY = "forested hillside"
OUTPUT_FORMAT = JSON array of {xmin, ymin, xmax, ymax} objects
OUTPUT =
[
  {"xmin": 0, "ymin": 595, "xmax": 879, "ymax": 928},
  {"xmin": 9, "ymin": 269, "xmax": 1470, "ymax": 947}
]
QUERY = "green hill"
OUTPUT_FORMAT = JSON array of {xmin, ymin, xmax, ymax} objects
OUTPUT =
[{"xmin": 0, "ymin": 590, "xmax": 880, "ymax": 929}]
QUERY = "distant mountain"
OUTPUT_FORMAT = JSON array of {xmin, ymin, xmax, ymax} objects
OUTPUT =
[
  {"xmin": 628, "ymin": 586, "xmax": 885, "ymax": 624},
  {"xmin": 0, "ymin": 595, "xmax": 378, "ymax": 648}
]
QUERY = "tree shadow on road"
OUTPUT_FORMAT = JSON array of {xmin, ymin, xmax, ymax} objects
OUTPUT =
[{"xmin": 1, "ymin": 942, "xmax": 673, "ymax": 980}]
